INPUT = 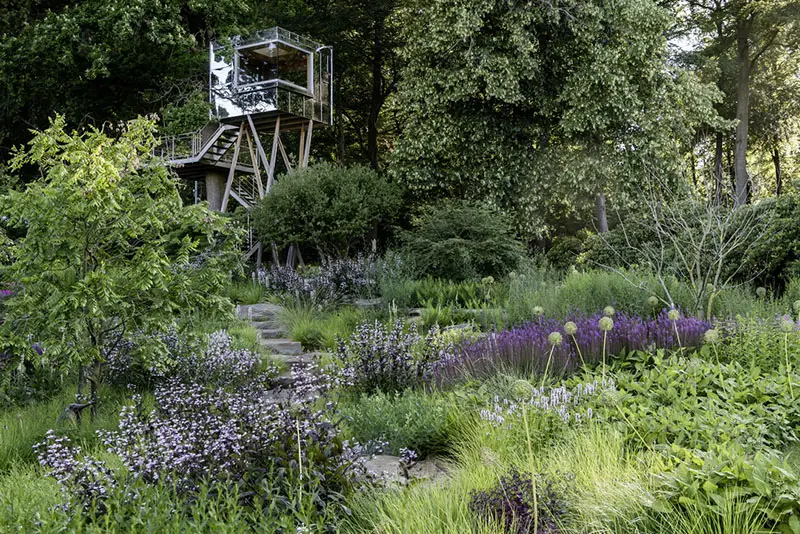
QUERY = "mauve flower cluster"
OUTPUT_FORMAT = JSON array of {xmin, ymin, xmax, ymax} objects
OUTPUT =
[
  {"xmin": 106, "ymin": 329, "xmax": 274, "ymax": 389},
  {"xmin": 34, "ymin": 430, "xmax": 116, "ymax": 513},
  {"xmin": 480, "ymin": 379, "xmax": 612, "ymax": 428},
  {"xmin": 98, "ymin": 377, "xmax": 355, "ymax": 494},
  {"xmin": 257, "ymin": 254, "xmax": 380, "ymax": 307},
  {"xmin": 469, "ymin": 467, "xmax": 566, "ymax": 534},
  {"xmin": 334, "ymin": 320, "xmax": 453, "ymax": 394},
  {"xmin": 436, "ymin": 311, "xmax": 711, "ymax": 383}
]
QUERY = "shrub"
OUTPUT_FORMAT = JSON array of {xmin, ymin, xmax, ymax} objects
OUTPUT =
[
  {"xmin": 400, "ymin": 201, "xmax": 524, "ymax": 281},
  {"xmin": 545, "ymin": 236, "xmax": 583, "ymax": 272},
  {"xmin": 334, "ymin": 320, "xmax": 454, "ymax": 394},
  {"xmin": 252, "ymin": 163, "xmax": 402, "ymax": 258},
  {"xmin": 339, "ymin": 390, "xmax": 452, "ymax": 456},
  {"xmin": 38, "ymin": 369, "xmax": 362, "ymax": 523},
  {"xmin": 469, "ymin": 468, "xmax": 567, "ymax": 534}
]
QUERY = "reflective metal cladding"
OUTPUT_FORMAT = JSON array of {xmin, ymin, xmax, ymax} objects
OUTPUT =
[{"xmin": 210, "ymin": 27, "xmax": 333, "ymax": 125}]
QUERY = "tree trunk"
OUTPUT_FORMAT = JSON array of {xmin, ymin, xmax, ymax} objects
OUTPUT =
[
  {"xmin": 714, "ymin": 132, "xmax": 724, "ymax": 204},
  {"xmin": 368, "ymin": 21, "xmax": 385, "ymax": 170},
  {"xmin": 89, "ymin": 359, "xmax": 99, "ymax": 421},
  {"xmin": 773, "ymin": 145, "xmax": 782, "ymax": 196},
  {"xmin": 595, "ymin": 192, "xmax": 608, "ymax": 233},
  {"xmin": 733, "ymin": 16, "xmax": 752, "ymax": 207}
]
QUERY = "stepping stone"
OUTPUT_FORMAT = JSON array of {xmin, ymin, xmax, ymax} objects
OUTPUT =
[
  {"xmin": 279, "ymin": 353, "xmax": 315, "ymax": 367},
  {"xmin": 237, "ymin": 303, "xmax": 283, "ymax": 321},
  {"xmin": 258, "ymin": 338, "xmax": 303, "ymax": 356},
  {"xmin": 363, "ymin": 455, "xmax": 450, "ymax": 486},
  {"xmin": 254, "ymin": 326, "xmax": 288, "ymax": 339}
]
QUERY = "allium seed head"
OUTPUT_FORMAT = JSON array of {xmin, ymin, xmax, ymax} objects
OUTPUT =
[
  {"xmin": 756, "ymin": 286, "xmax": 767, "ymax": 299},
  {"xmin": 532, "ymin": 306, "xmax": 544, "ymax": 317},
  {"xmin": 564, "ymin": 321, "xmax": 578, "ymax": 336},
  {"xmin": 603, "ymin": 306, "xmax": 615, "ymax": 317},
  {"xmin": 548, "ymin": 332, "xmax": 563, "ymax": 346},
  {"xmin": 793, "ymin": 300, "xmax": 800, "ymax": 314},
  {"xmin": 648, "ymin": 296, "xmax": 659, "ymax": 307},
  {"xmin": 703, "ymin": 328, "xmax": 720, "ymax": 344},
  {"xmin": 668, "ymin": 309, "xmax": 680, "ymax": 321},
  {"xmin": 780, "ymin": 316, "xmax": 795, "ymax": 333},
  {"xmin": 598, "ymin": 316, "xmax": 614, "ymax": 332}
]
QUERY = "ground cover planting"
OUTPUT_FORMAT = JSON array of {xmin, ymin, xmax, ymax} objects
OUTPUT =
[{"xmin": 2, "ymin": 1, "xmax": 800, "ymax": 530}]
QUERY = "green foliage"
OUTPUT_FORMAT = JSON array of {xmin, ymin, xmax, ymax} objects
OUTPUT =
[
  {"xmin": 391, "ymin": 0, "xmax": 721, "ymax": 238},
  {"xmin": 0, "ymin": 116, "xmax": 240, "ymax": 376},
  {"xmin": 505, "ymin": 266, "xmax": 694, "ymax": 323},
  {"xmin": 280, "ymin": 304, "xmax": 367, "ymax": 351},
  {"xmin": 0, "ymin": 0, "xmax": 247, "ymax": 156},
  {"xmin": 656, "ymin": 445, "xmax": 800, "ymax": 533},
  {"xmin": 737, "ymin": 196, "xmax": 800, "ymax": 290},
  {"xmin": 545, "ymin": 236, "xmax": 583, "ymax": 272},
  {"xmin": 225, "ymin": 279, "xmax": 264, "ymax": 305},
  {"xmin": 400, "ymin": 202, "xmax": 523, "ymax": 281},
  {"xmin": 253, "ymin": 163, "xmax": 402, "ymax": 258},
  {"xmin": 339, "ymin": 390, "xmax": 453, "ymax": 456},
  {"xmin": 0, "ymin": 384, "xmax": 128, "ymax": 473},
  {"xmin": 604, "ymin": 350, "xmax": 800, "ymax": 451}
]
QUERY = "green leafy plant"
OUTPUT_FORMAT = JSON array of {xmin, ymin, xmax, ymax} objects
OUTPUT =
[
  {"xmin": 252, "ymin": 163, "xmax": 402, "ymax": 258},
  {"xmin": 0, "ymin": 116, "xmax": 240, "ymax": 417},
  {"xmin": 656, "ymin": 444, "xmax": 800, "ymax": 533},
  {"xmin": 400, "ymin": 201, "xmax": 524, "ymax": 282},
  {"xmin": 339, "ymin": 390, "xmax": 452, "ymax": 456}
]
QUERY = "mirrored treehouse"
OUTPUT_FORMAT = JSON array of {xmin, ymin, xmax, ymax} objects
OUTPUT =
[{"xmin": 157, "ymin": 28, "xmax": 333, "ymax": 262}]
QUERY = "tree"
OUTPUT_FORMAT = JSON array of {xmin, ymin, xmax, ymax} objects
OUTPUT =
[
  {"xmin": 390, "ymin": 0, "xmax": 720, "ymax": 239},
  {"xmin": 749, "ymin": 47, "xmax": 800, "ymax": 196},
  {"xmin": 0, "ymin": 116, "xmax": 241, "ymax": 419},
  {"xmin": 248, "ymin": 0, "xmax": 405, "ymax": 169},
  {"xmin": 0, "ymin": 0, "xmax": 247, "ymax": 162},
  {"xmin": 676, "ymin": 0, "xmax": 800, "ymax": 205}
]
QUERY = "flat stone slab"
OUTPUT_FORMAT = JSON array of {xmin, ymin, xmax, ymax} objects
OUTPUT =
[
  {"xmin": 237, "ymin": 303, "xmax": 283, "ymax": 320},
  {"xmin": 258, "ymin": 338, "xmax": 304, "ymax": 356},
  {"xmin": 363, "ymin": 455, "xmax": 450, "ymax": 485},
  {"xmin": 256, "ymin": 327, "xmax": 288, "ymax": 340},
  {"xmin": 354, "ymin": 298, "xmax": 383, "ymax": 309}
]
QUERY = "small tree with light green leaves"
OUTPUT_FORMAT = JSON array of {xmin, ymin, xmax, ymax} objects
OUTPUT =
[{"xmin": 0, "ymin": 116, "xmax": 241, "ymax": 419}]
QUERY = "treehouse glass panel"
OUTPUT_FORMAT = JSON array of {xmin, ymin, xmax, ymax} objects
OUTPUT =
[
  {"xmin": 237, "ymin": 43, "xmax": 311, "ymax": 92},
  {"xmin": 210, "ymin": 28, "xmax": 331, "ymax": 125}
]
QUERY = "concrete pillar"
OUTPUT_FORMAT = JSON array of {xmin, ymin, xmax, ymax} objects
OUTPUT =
[{"xmin": 205, "ymin": 171, "xmax": 226, "ymax": 211}]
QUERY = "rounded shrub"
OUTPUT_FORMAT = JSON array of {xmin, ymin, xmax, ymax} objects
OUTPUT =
[
  {"xmin": 400, "ymin": 201, "xmax": 524, "ymax": 281},
  {"xmin": 252, "ymin": 163, "xmax": 402, "ymax": 258}
]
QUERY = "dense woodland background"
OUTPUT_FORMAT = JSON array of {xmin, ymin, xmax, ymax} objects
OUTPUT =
[{"xmin": 0, "ymin": 0, "xmax": 798, "ymax": 241}]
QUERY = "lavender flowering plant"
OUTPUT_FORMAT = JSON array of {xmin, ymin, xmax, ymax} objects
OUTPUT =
[
  {"xmin": 435, "ymin": 310, "xmax": 710, "ymax": 385},
  {"xmin": 257, "ymin": 254, "xmax": 381, "ymax": 308},
  {"xmin": 333, "ymin": 319, "xmax": 453, "ymax": 394}
]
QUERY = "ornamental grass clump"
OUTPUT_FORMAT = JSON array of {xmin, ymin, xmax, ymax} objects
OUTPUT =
[{"xmin": 437, "ymin": 311, "xmax": 710, "ymax": 385}]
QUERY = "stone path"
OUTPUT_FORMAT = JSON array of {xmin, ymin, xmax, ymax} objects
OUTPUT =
[
  {"xmin": 236, "ymin": 302, "xmax": 450, "ymax": 485},
  {"xmin": 236, "ymin": 303, "xmax": 314, "ymax": 389}
]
